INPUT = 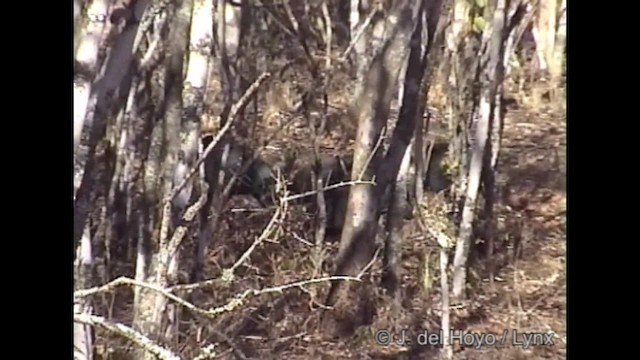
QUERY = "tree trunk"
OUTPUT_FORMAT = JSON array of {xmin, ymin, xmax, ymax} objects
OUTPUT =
[
  {"xmin": 439, "ymin": 242, "xmax": 452, "ymax": 359},
  {"xmin": 549, "ymin": 0, "xmax": 566, "ymax": 99},
  {"xmin": 74, "ymin": 225, "xmax": 94, "ymax": 360},
  {"xmin": 74, "ymin": 0, "xmax": 151, "ymax": 249},
  {"xmin": 175, "ymin": 0, "xmax": 212, "ymax": 285},
  {"xmin": 74, "ymin": 0, "xmax": 86, "ymax": 55},
  {"xmin": 132, "ymin": 0, "xmax": 193, "ymax": 357},
  {"xmin": 351, "ymin": 0, "xmax": 371, "ymax": 98},
  {"xmin": 451, "ymin": 0, "xmax": 508, "ymax": 299},
  {"xmin": 379, "ymin": 1, "xmax": 438, "ymax": 302},
  {"xmin": 324, "ymin": 0, "xmax": 423, "ymax": 336},
  {"xmin": 382, "ymin": 142, "xmax": 413, "ymax": 303},
  {"xmin": 74, "ymin": 0, "xmax": 112, "ymax": 154},
  {"xmin": 374, "ymin": 0, "xmax": 449, "ymax": 206},
  {"xmin": 535, "ymin": 0, "xmax": 557, "ymax": 74},
  {"xmin": 445, "ymin": 0, "xmax": 475, "ymax": 211},
  {"xmin": 413, "ymin": 0, "xmax": 450, "ymax": 204}
]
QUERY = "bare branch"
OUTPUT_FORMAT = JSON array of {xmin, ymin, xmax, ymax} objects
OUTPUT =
[
  {"xmin": 206, "ymin": 275, "xmax": 361, "ymax": 316},
  {"xmin": 228, "ymin": 204, "xmax": 284, "ymax": 275},
  {"xmin": 158, "ymin": 187, "xmax": 209, "ymax": 277},
  {"xmin": 75, "ymin": 277, "xmax": 203, "ymax": 314},
  {"xmin": 340, "ymin": 9, "xmax": 377, "ymax": 62},
  {"xmin": 357, "ymin": 129, "xmax": 386, "ymax": 181},
  {"xmin": 74, "ymin": 314, "xmax": 181, "ymax": 360},
  {"xmin": 282, "ymin": 179, "xmax": 375, "ymax": 202},
  {"xmin": 357, "ymin": 247, "xmax": 381, "ymax": 279},
  {"xmin": 282, "ymin": 0, "xmax": 299, "ymax": 33}
]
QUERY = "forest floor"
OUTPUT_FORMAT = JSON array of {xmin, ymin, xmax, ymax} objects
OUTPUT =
[
  {"xmin": 438, "ymin": 100, "xmax": 567, "ymax": 360},
  {"xmin": 94, "ymin": 91, "xmax": 566, "ymax": 360},
  {"xmin": 187, "ymin": 96, "xmax": 567, "ymax": 360}
]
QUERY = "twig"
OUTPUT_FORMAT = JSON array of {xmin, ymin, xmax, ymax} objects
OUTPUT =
[
  {"xmin": 283, "ymin": 179, "xmax": 375, "ymax": 202},
  {"xmin": 158, "ymin": 188, "xmax": 209, "ymax": 279},
  {"xmin": 255, "ymin": 0, "xmax": 296, "ymax": 38},
  {"xmin": 228, "ymin": 206, "xmax": 283, "ymax": 274},
  {"xmin": 205, "ymin": 275, "xmax": 360, "ymax": 317},
  {"xmin": 282, "ymin": 0, "xmax": 317, "ymax": 73},
  {"xmin": 357, "ymin": 128, "xmax": 386, "ymax": 181},
  {"xmin": 74, "ymin": 313, "xmax": 181, "ymax": 360},
  {"xmin": 292, "ymin": 232, "xmax": 314, "ymax": 246},
  {"xmin": 340, "ymin": 9, "xmax": 377, "ymax": 62},
  {"xmin": 357, "ymin": 247, "xmax": 381, "ymax": 278},
  {"xmin": 282, "ymin": 0, "xmax": 299, "ymax": 33}
]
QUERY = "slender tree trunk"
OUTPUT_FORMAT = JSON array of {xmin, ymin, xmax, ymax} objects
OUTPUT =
[
  {"xmin": 218, "ymin": 0, "xmax": 242, "ymax": 113},
  {"xmin": 74, "ymin": 225, "xmax": 94, "ymax": 360},
  {"xmin": 440, "ymin": 242, "xmax": 452, "ymax": 359},
  {"xmin": 382, "ymin": 142, "xmax": 413, "ymax": 303},
  {"xmin": 155, "ymin": 0, "xmax": 193, "ymax": 338},
  {"xmin": 413, "ymin": 0, "xmax": 450, "ymax": 204},
  {"xmin": 379, "ymin": 2, "xmax": 434, "ymax": 302},
  {"xmin": 351, "ymin": 0, "xmax": 372, "ymax": 98},
  {"xmin": 177, "ymin": 0, "xmax": 212, "ymax": 284},
  {"xmin": 445, "ymin": 0, "xmax": 474, "ymax": 209},
  {"xmin": 375, "ymin": 0, "xmax": 445, "ymax": 203},
  {"xmin": 536, "ymin": 0, "xmax": 557, "ymax": 74},
  {"xmin": 193, "ymin": 0, "xmax": 243, "ymax": 283},
  {"xmin": 451, "ymin": 0, "xmax": 508, "ymax": 299},
  {"xmin": 549, "ymin": 0, "xmax": 566, "ymax": 100}
]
